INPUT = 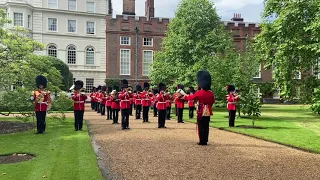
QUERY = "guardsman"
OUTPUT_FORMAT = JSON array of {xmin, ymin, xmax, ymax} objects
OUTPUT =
[
  {"xmin": 106, "ymin": 87, "xmax": 113, "ymax": 120},
  {"xmin": 141, "ymin": 82, "xmax": 152, "ymax": 123},
  {"xmin": 111, "ymin": 89, "xmax": 120, "ymax": 124},
  {"xmin": 128, "ymin": 86, "xmax": 134, "ymax": 116},
  {"xmin": 157, "ymin": 83, "xmax": 167, "ymax": 128},
  {"xmin": 188, "ymin": 87, "xmax": 196, "ymax": 119},
  {"xmin": 133, "ymin": 90, "xmax": 137, "ymax": 110},
  {"xmin": 96, "ymin": 86, "xmax": 102, "ymax": 113},
  {"xmin": 183, "ymin": 70, "xmax": 215, "ymax": 145},
  {"xmin": 174, "ymin": 87, "xmax": 178, "ymax": 116},
  {"xmin": 31, "ymin": 75, "xmax": 52, "ymax": 134},
  {"xmin": 100, "ymin": 86, "xmax": 107, "ymax": 115},
  {"xmin": 90, "ymin": 87, "xmax": 96, "ymax": 110},
  {"xmin": 72, "ymin": 80, "xmax": 88, "ymax": 131},
  {"xmin": 176, "ymin": 84, "xmax": 185, "ymax": 123},
  {"xmin": 134, "ymin": 85, "xmax": 143, "ymax": 119},
  {"xmin": 119, "ymin": 79, "xmax": 131, "ymax": 130},
  {"xmin": 165, "ymin": 88, "xmax": 173, "ymax": 120},
  {"xmin": 152, "ymin": 89, "xmax": 159, "ymax": 117},
  {"xmin": 226, "ymin": 85, "xmax": 240, "ymax": 127}
]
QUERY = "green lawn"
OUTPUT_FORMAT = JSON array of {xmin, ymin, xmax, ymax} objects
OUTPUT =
[
  {"xmin": 180, "ymin": 104, "xmax": 320, "ymax": 153},
  {"xmin": 0, "ymin": 118, "xmax": 103, "ymax": 180}
]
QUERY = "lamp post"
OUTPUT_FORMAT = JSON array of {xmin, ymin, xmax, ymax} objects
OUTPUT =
[{"xmin": 134, "ymin": 27, "xmax": 139, "ymax": 84}]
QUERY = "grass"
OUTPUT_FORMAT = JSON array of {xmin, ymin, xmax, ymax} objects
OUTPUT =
[
  {"xmin": 0, "ymin": 118, "xmax": 103, "ymax": 180},
  {"xmin": 180, "ymin": 104, "xmax": 320, "ymax": 153}
]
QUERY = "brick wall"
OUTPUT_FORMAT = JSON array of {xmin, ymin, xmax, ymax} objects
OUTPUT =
[{"xmin": 123, "ymin": 0, "xmax": 135, "ymax": 15}]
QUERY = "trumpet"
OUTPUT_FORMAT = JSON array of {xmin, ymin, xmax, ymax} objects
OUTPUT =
[
  {"xmin": 127, "ymin": 87, "xmax": 133, "ymax": 93},
  {"xmin": 148, "ymin": 89, "xmax": 152, "ymax": 94}
]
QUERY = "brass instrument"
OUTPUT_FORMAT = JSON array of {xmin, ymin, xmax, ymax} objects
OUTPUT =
[{"xmin": 127, "ymin": 87, "xmax": 133, "ymax": 93}]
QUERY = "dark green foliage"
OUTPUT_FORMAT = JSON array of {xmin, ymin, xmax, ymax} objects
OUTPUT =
[
  {"xmin": 51, "ymin": 93, "xmax": 74, "ymax": 112},
  {"xmin": 49, "ymin": 57, "xmax": 73, "ymax": 91}
]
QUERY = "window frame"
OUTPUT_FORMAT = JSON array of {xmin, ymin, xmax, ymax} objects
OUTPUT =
[
  {"xmin": 86, "ymin": 21, "xmax": 95, "ymax": 35},
  {"xmin": 142, "ymin": 50, "xmax": 154, "ymax": 76},
  {"xmin": 67, "ymin": 45, "xmax": 77, "ymax": 64},
  {"xmin": 143, "ymin": 37, "xmax": 153, "ymax": 46},
  {"xmin": 312, "ymin": 58, "xmax": 320, "ymax": 79},
  {"xmin": 253, "ymin": 63, "xmax": 262, "ymax": 79},
  {"xmin": 68, "ymin": 0, "xmax": 77, "ymax": 11},
  {"xmin": 48, "ymin": 0, "xmax": 58, "ymax": 9},
  {"xmin": 13, "ymin": 12, "xmax": 23, "ymax": 27},
  {"xmin": 85, "ymin": 78, "xmax": 94, "ymax": 93},
  {"xmin": 27, "ymin": 15, "xmax": 31, "ymax": 29},
  {"xmin": 119, "ymin": 49, "xmax": 131, "ymax": 75},
  {"xmin": 293, "ymin": 71, "xmax": 301, "ymax": 80},
  {"xmin": 47, "ymin": 44, "xmax": 58, "ymax": 58},
  {"xmin": 120, "ymin": 36, "xmax": 131, "ymax": 45},
  {"xmin": 48, "ymin": 17, "xmax": 58, "ymax": 32},
  {"xmin": 86, "ymin": 1, "xmax": 95, "ymax": 13},
  {"xmin": 85, "ymin": 46, "xmax": 95, "ymax": 65},
  {"xmin": 67, "ymin": 19, "xmax": 77, "ymax": 33}
]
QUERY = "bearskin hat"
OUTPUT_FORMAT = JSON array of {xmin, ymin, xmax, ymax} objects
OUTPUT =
[
  {"xmin": 153, "ymin": 89, "xmax": 159, "ymax": 94},
  {"xmin": 226, "ymin": 85, "xmax": 236, "ymax": 92},
  {"xmin": 107, "ymin": 86, "xmax": 112, "ymax": 93},
  {"xmin": 177, "ymin": 84, "xmax": 184, "ymax": 90},
  {"xmin": 136, "ymin": 84, "xmax": 143, "ymax": 92},
  {"xmin": 188, "ymin": 87, "xmax": 195, "ymax": 94},
  {"xmin": 35, "ymin": 75, "xmax": 48, "ymax": 88},
  {"xmin": 143, "ymin": 82, "xmax": 150, "ymax": 90},
  {"xmin": 120, "ymin": 79, "xmax": 128, "ymax": 88},
  {"xmin": 92, "ymin": 87, "xmax": 97, "ymax": 92},
  {"xmin": 101, "ymin": 86, "xmax": 107, "ymax": 92},
  {"xmin": 97, "ymin": 85, "xmax": 102, "ymax": 91},
  {"xmin": 158, "ymin": 83, "xmax": 166, "ymax": 91},
  {"xmin": 197, "ymin": 70, "xmax": 211, "ymax": 90},
  {"xmin": 113, "ymin": 85, "xmax": 120, "ymax": 92},
  {"xmin": 74, "ymin": 80, "xmax": 84, "ymax": 90}
]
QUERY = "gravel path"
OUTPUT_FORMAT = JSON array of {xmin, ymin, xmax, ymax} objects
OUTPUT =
[{"xmin": 87, "ymin": 107, "xmax": 320, "ymax": 180}]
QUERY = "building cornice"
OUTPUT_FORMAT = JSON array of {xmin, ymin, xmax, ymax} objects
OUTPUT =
[
  {"xmin": 106, "ymin": 30, "xmax": 165, "ymax": 37},
  {"xmin": 33, "ymin": 32, "xmax": 105, "ymax": 39}
]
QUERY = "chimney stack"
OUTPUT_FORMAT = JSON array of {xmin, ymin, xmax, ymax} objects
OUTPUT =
[
  {"xmin": 145, "ymin": 0, "xmax": 155, "ymax": 19},
  {"xmin": 123, "ymin": 0, "xmax": 135, "ymax": 15},
  {"xmin": 231, "ymin": 13, "xmax": 244, "ymax": 22}
]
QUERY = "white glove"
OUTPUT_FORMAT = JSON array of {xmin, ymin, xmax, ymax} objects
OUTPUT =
[{"xmin": 180, "ymin": 90, "xmax": 186, "ymax": 96}]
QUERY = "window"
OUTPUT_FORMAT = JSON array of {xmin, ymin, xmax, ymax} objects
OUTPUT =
[
  {"xmin": 120, "ymin": 49, "xmax": 130, "ymax": 75},
  {"xmin": 293, "ymin": 71, "xmax": 301, "ymax": 79},
  {"xmin": 48, "ymin": 0, "xmax": 58, "ymax": 8},
  {"xmin": 48, "ymin": 18, "xmax": 57, "ymax": 31},
  {"xmin": 273, "ymin": 89, "xmax": 281, "ymax": 99},
  {"xmin": 142, "ymin": 50, "xmax": 153, "ymax": 76},
  {"xmin": 85, "ymin": 78, "xmax": 94, "ymax": 93},
  {"xmin": 143, "ymin": 37, "xmax": 153, "ymax": 46},
  {"xmin": 67, "ymin": 45, "xmax": 77, "ymax": 64},
  {"xmin": 47, "ymin": 44, "xmax": 57, "ymax": 57},
  {"xmin": 120, "ymin": 36, "xmax": 130, "ymax": 45},
  {"xmin": 312, "ymin": 58, "xmax": 320, "ymax": 79},
  {"xmin": 253, "ymin": 64, "xmax": 261, "ymax": 78},
  {"xmin": 13, "ymin": 13, "xmax": 23, "ymax": 26},
  {"xmin": 68, "ymin": 0, "xmax": 77, "ymax": 11},
  {"xmin": 86, "ymin": 2, "xmax": 95, "ymax": 13},
  {"xmin": 86, "ymin": 46, "xmax": 95, "ymax": 65},
  {"xmin": 68, "ymin": 20, "xmax": 76, "ymax": 32},
  {"xmin": 27, "ymin": 15, "xmax": 31, "ymax": 28},
  {"xmin": 86, "ymin": 21, "xmax": 95, "ymax": 34}
]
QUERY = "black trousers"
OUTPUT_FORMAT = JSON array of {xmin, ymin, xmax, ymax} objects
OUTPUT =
[
  {"xmin": 107, "ymin": 106, "xmax": 113, "ymax": 120},
  {"xmin": 100, "ymin": 104, "xmax": 105, "ymax": 115},
  {"xmin": 113, "ymin": 109, "xmax": 119, "ymax": 123},
  {"xmin": 91, "ymin": 101, "xmax": 95, "ymax": 110},
  {"xmin": 229, "ymin": 110, "xmax": 236, "ymax": 127},
  {"xmin": 177, "ymin": 108, "xmax": 184, "ymax": 122},
  {"xmin": 97, "ymin": 102, "xmax": 101, "ymax": 113},
  {"xmin": 143, "ymin": 106, "xmax": 149, "ymax": 122},
  {"xmin": 74, "ymin": 110, "xmax": 84, "ymax": 130},
  {"xmin": 158, "ymin": 110, "xmax": 166, "ymax": 128},
  {"xmin": 129, "ymin": 104, "xmax": 133, "ymax": 115},
  {"xmin": 94, "ymin": 102, "xmax": 98, "ymax": 111},
  {"xmin": 189, "ymin": 106, "xmax": 195, "ymax": 119},
  {"xmin": 136, "ymin": 105, "xmax": 142, "ymax": 119},
  {"xmin": 153, "ymin": 104, "xmax": 157, "ymax": 117},
  {"xmin": 134, "ymin": 104, "xmax": 136, "ymax": 110},
  {"xmin": 175, "ymin": 104, "xmax": 178, "ymax": 116},
  {"xmin": 121, "ymin": 108, "xmax": 130, "ymax": 128},
  {"xmin": 36, "ymin": 111, "xmax": 46, "ymax": 133},
  {"xmin": 166, "ymin": 107, "xmax": 171, "ymax": 120},
  {"xmin": 198, "ymin": 117, "xmax": 210, "ymax": 144}
]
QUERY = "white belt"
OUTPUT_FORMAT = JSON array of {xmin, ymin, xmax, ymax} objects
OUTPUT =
[
  {"xmin": 121, "ymin": 100, "xmax": 130, "ymax": 102},
  {"xmin": 166, "ymin": 100, "xmax": 171, "ymax": 102},
  {"xmin": 136, "ymin": 99, "xmax": 141, "ymax": 100},
  {"xmin": 38, "ymin": 102, "xmax": 48, "ymax": 104},
  {"xmin": 142, "ymin": 99, "xmax": 150, "ymax": 101},
  {"xmin": 158, "ymin": 102, "xmax": 166, "ymax": 104},
  {"xmin": 75, "ymin": 101, "xmax": 84, "ymax": 103},
  {"xmin": 129, "ymin": 98, "xmax": 133, "ymax": 100}
]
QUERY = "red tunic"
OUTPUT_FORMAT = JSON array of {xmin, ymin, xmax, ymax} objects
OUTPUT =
[
  {"xmin": 119, "ymin": 91, "xmax": 131, "ymax": 109},
  {"xmin": 188, "ymin": 93, "xmax": 195, "ymax": 107},
  {"xmin": 156, "ymin": 93, "xmax": 166, "ymax": 110},
  {"xmin": 141, "ymin": 91, "xmax": 152, "ymax": 107},
  {"xmin": 96, "ymin": 92, "xmax": 102, "ymax": 103},
  {"xmin": 101, "ymin": 95, "xmax": 107, "ymax": 105},
  {"xmin": 227, "ymin": 93, "xmax": 239, "ymax": 110},
  {"xmin": 175, "ymin": 94, "xmax": 185, "ymax": 109},
  {"xmin": 165, "ymin": 94, "xmax": 173, "ymax": 107},
  {"xmin": 106, "ymin": 96, "xmax": 112, "ymax": 107},
  {"xmin": 134, "ymin": 93, "xmax": 142, "ymax": 105},
  {"xmin": 184, "ymin": 90, "xmax": 215, "ymax": 116},
  {"xmin": 33, "ymin": 89, "xmax": 51, "ymax": 112},
  {"xmin": 111, "ymin": 96, "xmax": 120, "ymax": 109},
  {"xmin": 90, "ymin": 92, "xmax": 96, "ymax": 102},
  {"xmin": 129, "ymin": 93, "xmax": 134, "ymax": 105},
  {"xmin": 72, "ymin": 92, "xmax": 88, "ymax": 111}
]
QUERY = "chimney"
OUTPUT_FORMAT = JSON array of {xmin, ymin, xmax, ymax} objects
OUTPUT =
[
  {"xmin": 231, "ymin": 13, "xmax": 244, "ymax": 22},
  {"xmin": 145, "ymin": 0, "xmax": 155, "ymax": 19},
  {"xmin": 123, "ymin": 0, "xmax": 135, "ymax": 15}
]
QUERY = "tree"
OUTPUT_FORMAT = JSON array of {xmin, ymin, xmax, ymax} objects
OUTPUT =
[
  {"xmin": 149, "ymin": 0, "xmax": 235, "ymax": 85},
  {"xmin": 254, "ymin": 0, "xmax": 320, "ymax": 98},
  {"xmin": 49, "ymin": 57, "xmax": 73, "ymax": 91}
]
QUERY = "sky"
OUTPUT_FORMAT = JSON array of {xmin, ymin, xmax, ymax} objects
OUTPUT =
[{"xmin": 111, "ymin": 0, "xmax": 265, "ymax": 23}]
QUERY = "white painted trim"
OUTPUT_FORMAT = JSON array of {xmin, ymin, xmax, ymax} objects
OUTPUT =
[
  {"xmin": 66, "ymin": 44, "xmax": 77, "ymax": 65},
  {"xmin": 120, "ymin": 36, "xmax": 131, "ymax": 45},
  {"xmin": 293, "ymin": 71, "xmax": 301, "ymax": 80},
  {"xmin": 13, "ymin": 12, "xmax": 24, "ymax": 27},
  {"xmin": 85, "ymin": 20, "xmax": 96, "ymax": 35},
  {"xmin": 47, "ymin": 17, "xmax": 58, "ymax": 32},
  {"xmin": 46, "ymin": 43, "xmax": 58, "ymax": 57},
  {"xmin": 143, "ymin": 37, "xmax": 153, "ymax": 47},
  {"xmin": 253, "ymin": 63, "xmax": 261, "ymax": 79},
  {"xmin": 142, "ymin": 50, "xmax": 153, "ymax": 76},
  {"xmin": 86, "ymin": 1, "xmax": 95, "ymax": 13},
  {"xmin": 85, "ymin": 46, "xmax": 95, "ymax": 65},
  {"xmin": 119, "ymin": 49, "xmax": 131, "ymax": 75},
  {"xmin": 67, "ymin": 19, "xmax": 77, "ymax": 34},
  {"xmin": 48, "ymin": 0, "xmax": 58, "ymax": 9},
  {"xmin": 68, "ymin": 0, "xmax": 77, "ymax": 11}
]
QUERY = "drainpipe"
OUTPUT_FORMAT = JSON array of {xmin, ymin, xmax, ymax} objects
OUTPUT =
[{"xmin": 134, "ymin": 27, "xmax": 139, "ymax": 84}]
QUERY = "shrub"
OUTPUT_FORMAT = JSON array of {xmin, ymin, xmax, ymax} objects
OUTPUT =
[
  {"xmin": 240, "ymin": 84, "xmax": 262, "ymax": 126},
  {"xmin": 51, "ymin": 92, "xmax": 73, "ymax": 111},
  {"xmin": 311, "ymin": 88, "xmax": 320, "ymax": 114}
]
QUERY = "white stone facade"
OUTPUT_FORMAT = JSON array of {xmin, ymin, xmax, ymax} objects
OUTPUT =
[{"xmin": 0, "ymin": 0, "xmax": 111, "ymax": 91}]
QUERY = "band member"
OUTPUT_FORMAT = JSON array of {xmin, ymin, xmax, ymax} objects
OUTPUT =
[
  {"xmin": 106, "ymin": 87, "xmax": 113, "ymax": 120},
  {"xmin": 72, "ymin": 80, "xmax": 88, "ymax": 131},
  {"xmin": 183, "ymin": 70, "xmax": 215, "ymax": 145},
  {"xmin": 133, "ymin": 90, "xmax": 137, "ymax": 110},
  {"xmin": 134, "ymin": 85, "xmax": 143, "ymax": 119},
  {"xmin": 90, "ymin": 87, "xmax": 96, "ymax": 110},
  {"xmin": 165, "ymin": 88, "xmax": 173, "ymax": 120},
  {"xmin": 128, "ymin": 86, "xmax": 134, "ymax": 116},
  {"xmin": 100, "ymin": 86, "xmax": 107, "ymax": 115},
  {"xmin": 31, "ymin": 75, "xmax": 52, "ymax": 134},
  {"xmin": 152, "ymin": 89, "xmax": 159, "ymax": 117},
  {"xmin": 96, "ymin": 86, "xmax": 102, "ymax": 113},
  {"xmin": 188, "ymin": 87, "xmax": 196, "ymax": 119},
  {"xmin": 111, "ymin": 89, "xmax": 120, "ymax": 124},
  {"xmin": 157, "ymin": 83, "xmax": 167, "ymax": 128},
  {"xmin": 227, "ymin": 85, "xmax": 240, "ymax": 127},
  {"xmin": 119, "ymin": 79, "xmax": 131, "ymax": 130},
  {"xmin": 174, "ymin": 87, "xmax": 178, "ymax": 116},
  {"xmin": 176, "ymin": 84, "xmax": 185, "ymax": 123},
  {"xmin": 141, "ymin": 82, "xmax": 152, "ymax": 123}
]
